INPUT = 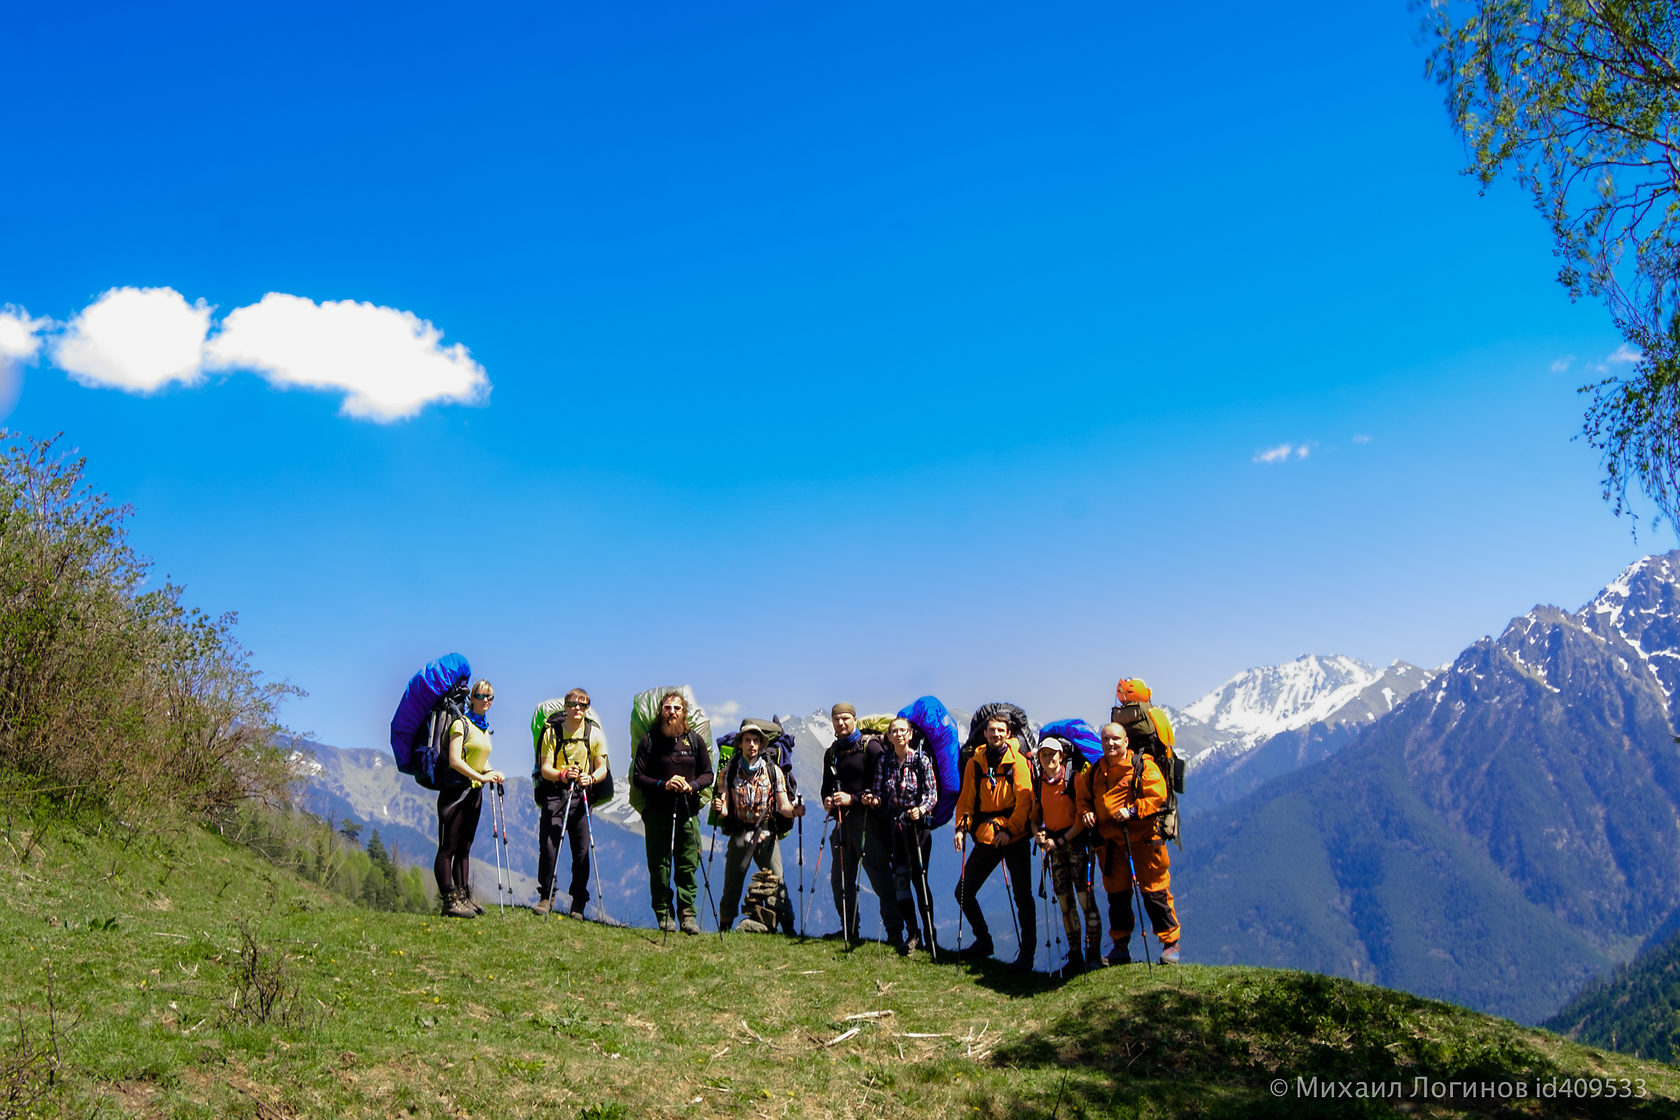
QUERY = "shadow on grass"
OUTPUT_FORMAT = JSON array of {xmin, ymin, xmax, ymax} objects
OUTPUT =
[{"xmin": 984, "ymin": 970, "xmax": 1680, "ymax": 1119}]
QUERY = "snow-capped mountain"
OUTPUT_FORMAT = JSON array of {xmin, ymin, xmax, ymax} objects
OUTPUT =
[
  {"xmin": 1171, "ymin": 654, "xmax": 1436, "ymax": 767},
  {"xmin": 1183, "ymin": 551, "xmax": 1680, "ymax": 1024}
]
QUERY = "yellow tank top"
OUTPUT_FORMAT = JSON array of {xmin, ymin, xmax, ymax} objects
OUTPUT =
[{"xmin": 452, "ymin": 719, "xmax": 493, "ymax": 786}]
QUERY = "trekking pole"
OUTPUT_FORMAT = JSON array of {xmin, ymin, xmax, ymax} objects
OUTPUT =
[
  {"xmin": 1122, "ymin": 831, "xmax": 1153, "ymax": 975},
  {"xmin": 698, "ymin": 813, "xmax": 721, "ymax": 931},
  {"xmin": 795, "ymin": 796, "xmax": 805, "ymax": 938},
  {"xmin": 493, "ymin": 785, "xmax": 510, "ymax": 916},
  {"xmin": 1038, "ymin": 848, "xmax": 1053, "ymax": 976},
  {"xmin": 705, "ymin": 817, "xmax": 726, "ymax": 937},
  {"xmin": 583, "ymin": 794, "xmax": 609, "ymax": 925},
  {"xmin": 909, "ymin": 820, "xmax": 938, "ymax": 962},
  {"xmin": 546, "ymin": 785, "xmax": 571, "ymax": 913},
  {"xmin": 663, "ymin": 800, "xmax": 678, "ymax": 949},
  {"xmin": 839, "ymin": 806, "xmax": 855, "ymax": 948},
  {"xmin": 804, "ymin": 811, "xmax": 832, "ymax": 934},
  {"xmin": 1000, "ymin": 858, "xmax": 1022, "ymax": 967},
  {"xmin": 483, "ymin": 786, "xmax": 501, "ymax": 916},
  {"xmin": 955, "ymin": 831, "xmax": 969, "ymax": 956}
]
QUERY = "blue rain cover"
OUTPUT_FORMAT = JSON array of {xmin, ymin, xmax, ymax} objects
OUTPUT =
[
  {"xmin": 1038, "ymin": 718, "xmax": 1103, "ymax": 767},
  {"xmin": 389, "ymin": 653, "xmax": 472, "ymax": 778},
  {"xmin": 898, "ymin": 695, "xmax": 961, "ymax": 827}
]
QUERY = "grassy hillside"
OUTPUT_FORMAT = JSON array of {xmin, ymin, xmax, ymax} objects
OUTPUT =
[{"xmin": 4, "ymin": 811, "xmax": 1679, "ymax": 1119}]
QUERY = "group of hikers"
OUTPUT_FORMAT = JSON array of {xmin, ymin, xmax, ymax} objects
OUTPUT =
[{"xmin": 425, "ymin": 679, "xmax": 1182, "ymax": 974}]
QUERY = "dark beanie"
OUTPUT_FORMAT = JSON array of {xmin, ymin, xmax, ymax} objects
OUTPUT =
[{"xmin": 831, "ymin": 702, "xmax": 856, "ymax": 721}]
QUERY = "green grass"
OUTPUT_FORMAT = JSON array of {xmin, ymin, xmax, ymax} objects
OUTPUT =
[{"xmin": 4, "ymin": 812, "xmax": 1680, "ymax": 1119}]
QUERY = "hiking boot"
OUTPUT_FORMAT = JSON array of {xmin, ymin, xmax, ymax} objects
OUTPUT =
[
  {"xmin": 657, "ymin": 913, "xmax": 678, "ymax": 933},
  {"xmin": 1159, "ymin": 942, "xmax": 1180, "ymax": 965},
  {"xmin": 1105, "ymin": 943, "xmax": 1133, "ymax": 966},
  {"xmin": 569, "ymin": 906, "xmax": 587, "ymax": 921},
  {"xmin": 903, "ymin": 934, "xmax": 921, "ymax": 956},
  {"xmin": 958, "ymin": 935, "xmax": 994, "ymax": 961},
  {"xmin": 679, "ymin": 910, "xmax": 701, "ymax": 936},
  {"xmin": 532, "ymin": 897, "xmax": 553, "ymax": 917},
  {"xmin": 1062, "ymin": 949, "xmax": 1085, "ymax": 975},
  {"xmin": 1011, "ymin": 946, "xmax": 1035, "ymax": 972},
  {"xmin": 467, "ymin": 894, "xmax": 485, "ymax": 915},
  {"xmin": 443, "ymin": 890, "xmax": 477, "ymax": 919}
]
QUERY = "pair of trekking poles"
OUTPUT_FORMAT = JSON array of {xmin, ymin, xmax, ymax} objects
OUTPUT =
[
  {"xmin": 799, "ymin": 806, "xmax": 937, "ymax": 958},
  {"xmin": 486, "ymin": 782, "xmax": 510, "ymax": 916},
  {"xmin": 541, "ymin": 781, "xmax": 611, "ymax": 924},
  {"xmin": 801, "ymin": 804, "xmax": 865, "ymax": 947}
]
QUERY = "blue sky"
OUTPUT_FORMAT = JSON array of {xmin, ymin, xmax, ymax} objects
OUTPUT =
[{"xmin": 0, "ymin": 1, "xmax": 1659, "ymax": 750}]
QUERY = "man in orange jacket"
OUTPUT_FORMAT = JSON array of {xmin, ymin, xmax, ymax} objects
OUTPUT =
[
  {"xmin": 953, "ymin": 713, "xmax": 1036, "ymax": 969},
  {"xmin": 1076, "ymin": 721, "xmax": 1181, "ymax": 965}
]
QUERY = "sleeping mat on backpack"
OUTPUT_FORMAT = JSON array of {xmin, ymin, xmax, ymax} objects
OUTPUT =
[
  {"xmin": 898, "ymin": 694, "xmax": 961, "ymax": 828},
  {"xmin": 628, "ymin": 685, "xmax": 713, "ymax": 816},
  {"xmin": 1038, "ymin": 718, "xmax": 1103, "ymax": 767},
  {"xmin": 388, "ymin": 652, "xmax": 472, "ymax": 782}
]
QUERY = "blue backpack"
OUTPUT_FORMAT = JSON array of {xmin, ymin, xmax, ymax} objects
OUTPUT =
[{"xmin": 389, "ymin": 653, "xmax": 472, "ymax": 789}]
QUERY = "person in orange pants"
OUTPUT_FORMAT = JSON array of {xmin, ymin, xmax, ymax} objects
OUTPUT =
[{"xmin": 1076, "ymin": 721, "xmax": 1180, "ymax": 965}]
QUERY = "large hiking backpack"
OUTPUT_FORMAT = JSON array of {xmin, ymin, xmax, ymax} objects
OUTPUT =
[
  {"xmin": 961, "ymin": 702, "xmax": 1035, "ymax": 773},
  {"xmin": 898, "ymin": 695, "xmax": 961, "ymax": 827},
  {"xmin": 388, "ymin": 653, "xmax": 473, "ymax": 790},
  {"xmin": 712, "ymin": 717, "xmax": 799, "ymax": 837},
  {"xmin": 628, "ymin": 685, "xmax": 712, "ymax": 817},
  {"xmin": 530, "ymin": 698, "xmax": 614, "ymax": 809},
  {"xmin": 1111, "ymin": 678, "xmax": 1183, "ymax": 844}
]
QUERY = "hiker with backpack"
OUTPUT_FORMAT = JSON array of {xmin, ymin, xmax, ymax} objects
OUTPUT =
[
  {"xmin": 710, "ymin": 718, "xmax": 805, "ymax": 933},
  {"xmin": 631, "ymin": 691, "xmax": 714, "ymax": 935},
  {"xmin": 1033, "ymin": 737, "xmax": 1103, "ymax": 973},
  {"xmin": 864, "ymin": 716, "xmax": 938, "ymax": 955},
  {"xmin": 533, "ymin": 688, "xmax": 609, "ymax": 918},
  {"xmin": 952, "ymin": 712, "xmax": 1036, "ymax": 969},
  {"xmin": 1076, "ymin": 721, "xmax": 1181, "ymax": 965},
  {"xmin": 820, "ymin": 702, "xmax": 898, "ymax": 943},
  {"xmin": 436, "ymin": 679, "xmax": 506, "ymax": 919}
]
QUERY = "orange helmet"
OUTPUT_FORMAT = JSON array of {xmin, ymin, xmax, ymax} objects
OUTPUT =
[{"xmin": 1115, "ymin": 678, "xmax": 1152, "ymax": 704}]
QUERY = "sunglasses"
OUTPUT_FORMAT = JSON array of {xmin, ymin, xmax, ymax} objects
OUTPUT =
[
  {"xmin": 474, "ymin": 693, "xmax": 495, "ymax": 701},
  {"xmin": 564, "ymin": 700, "xmax": 589, "ymax": 709}
]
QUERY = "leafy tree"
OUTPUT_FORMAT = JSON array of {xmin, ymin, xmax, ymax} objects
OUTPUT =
[{"xmin": 1420, "ymin": 1, "xmax": 1680, "ymax": 531}]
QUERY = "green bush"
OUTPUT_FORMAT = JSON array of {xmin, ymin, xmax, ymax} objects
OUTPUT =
[{"xmin": 0, "ymin": 432, "xmax": 298, "ymax": 826}]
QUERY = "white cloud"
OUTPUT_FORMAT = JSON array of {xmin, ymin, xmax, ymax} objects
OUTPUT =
[
  {"xmin": 1550, "ymin": 355, "xmax": 1575, "ymax": 373},
  {"xmin": 1352, "ymin": 434, "xmax": 1371, "ymax": 445},
  {"xmin": 1253, "ymin": 443, "xmax": 1311, "ymax": 464},
  {"xmin": 204, "ymin": 293, "xmax": 488, "ymax": 422},
  {"xmin": 53, "ymin": 287, "xmax": 211, "ymax": 392},
  {"xmin": 24, "ymin": 286, "xmax": 489, "ymax": 421},
  {"xmin": 711, "ymin": 700, "xmax": 742, "ymax": 725},
  {"xmin": 1608, "ymin": 343, "xmax": 1642, "ymax": 364},
  {"xmin": 0, "ymin": 307, "xmax": 47, "ymax": 362}
]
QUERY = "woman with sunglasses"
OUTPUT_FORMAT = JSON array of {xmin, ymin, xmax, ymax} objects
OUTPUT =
[{"xmin": 437, "ymin": 678, "xmax": 506, "ymax": 919}]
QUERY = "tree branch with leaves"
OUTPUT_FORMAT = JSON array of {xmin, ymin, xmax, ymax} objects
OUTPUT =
[{"xmin": 1420, "ymin": 0, "xmax": 1680, "ymax": 531}]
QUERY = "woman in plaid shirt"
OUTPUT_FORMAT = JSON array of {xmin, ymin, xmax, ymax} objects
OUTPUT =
[{"xmin": 863, "ymin": 717, "xmax": 939, "ymax": 955}]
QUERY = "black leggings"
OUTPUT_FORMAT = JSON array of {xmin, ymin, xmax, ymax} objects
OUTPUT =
[{"xmin": 435, "ymin": 784, "xmax": 483, "ymax": 894}]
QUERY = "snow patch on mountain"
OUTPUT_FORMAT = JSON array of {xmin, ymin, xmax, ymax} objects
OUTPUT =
[
  {"xmin": 1182, "ymin": 654, "xmax": 1378, "ymax": 737},
  {"xmin": 1174, "ymin": 655, "xmax": 1436, "ymax": 770}
]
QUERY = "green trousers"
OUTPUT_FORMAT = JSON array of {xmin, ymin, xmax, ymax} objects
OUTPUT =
[{"xmin": 645, "ymin": 803, "xmax": 700, "ymax": 919}]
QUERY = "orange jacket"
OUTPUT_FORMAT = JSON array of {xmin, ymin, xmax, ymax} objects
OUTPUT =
[
  {"xmin": 1034, "ymin": 766, "xmax": 1080, "ymax": 834},
  {"xmin": 1075, "ymin": 749, "xmax": 1169, "ymax": 842},
  {"xmin": 954, "ymin": 740, "xmax": 1034, "ymax": 846}
]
